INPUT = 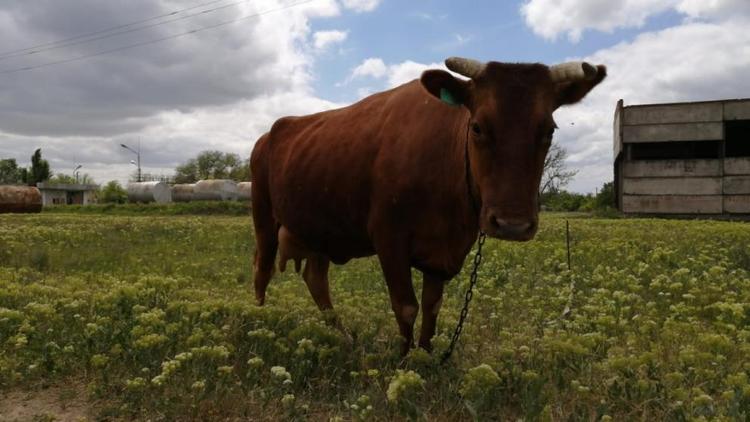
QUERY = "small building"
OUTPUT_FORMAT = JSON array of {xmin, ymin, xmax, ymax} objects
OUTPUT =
[
  {"xmin": 36, "ymin": 182, "xmax": 98, "ymax": 206},
  {"xmin": 614, "ymin": 98, "xmax": 750, "ymax": 216}
]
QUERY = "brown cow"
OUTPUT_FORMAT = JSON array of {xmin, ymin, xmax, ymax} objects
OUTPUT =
[{"xmin": 251, "ymin": 57, "xmax": 606, "ymax": 355}]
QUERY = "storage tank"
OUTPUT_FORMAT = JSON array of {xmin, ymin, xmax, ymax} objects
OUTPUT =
[
  {"xmin": 127, "ymin": 181, "xmax": 172, "ymax": 204},
  {"xmin": 237, "ymin": 182, "xmax": 252, "ymax": 201},
  {"xmin": 193, "ymin": 180, "xmax": 238, "ymax": 201},
  {"xmin": 0, "ymin": 186, "xmax": 42, "ymax": 213},
  {"xmin": 171, "ymin": 184, "xmax": 195, "ymax": 202}
]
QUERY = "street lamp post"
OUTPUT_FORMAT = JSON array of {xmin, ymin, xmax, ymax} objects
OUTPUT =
[
  {"xmin": 74, "ymin": 164, "xmax": 82, "ymax": 184},
  {"xmin": 120, "ymin": 142, "xmax": 141, "ymax": 182}
]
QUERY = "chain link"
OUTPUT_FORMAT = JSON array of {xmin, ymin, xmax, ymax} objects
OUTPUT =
[{"xmin": 441, "ymin": 231, "xmax": 486, "ymax": 364}]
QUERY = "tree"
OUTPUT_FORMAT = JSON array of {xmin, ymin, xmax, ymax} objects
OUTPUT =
[
  {"xmin": 594, "ymin": 181, "xmax": 615, "ymax": 209},
  {"xmin": 0, "ymin": 158, "xmax": 24, "ymax": 184},
  {"xmin": 47, "ymin": 173, "xmax": 76, "ymax": 185},
  {"xmin": 539, "ymin": 144, "xmax": 577, "ymax": 197},
  {"xmin": 27, "ymin": 148, "xmax": 51, "ymax": 186},
  {"xmin": 99, "ymin": 181, "xmax": 128, "ymax": 204},
  {"xmin": 48, "ymin": 173, "xmax": 96, "ymax": 185},
  {"xmin": 174, "ymin": 150, "xmax": 250, "ymax": 183}
]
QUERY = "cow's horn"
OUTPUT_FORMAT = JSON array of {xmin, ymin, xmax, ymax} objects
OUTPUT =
[
  {"xmin": 549, "ymin": 62, "xmax": 598, "ymax": 82},
  {"xmin": 445, "ymin": 57, "xmax": 486, "ymax": 79}
]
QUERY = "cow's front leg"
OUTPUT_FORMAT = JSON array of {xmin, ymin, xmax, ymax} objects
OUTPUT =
[
  {"xmin": 418, "ymin": 273, "xmax": 445, "ymax": 352},
  {"xmin": 375, "ymin": 244, "xmax": 419, "ymax": 356}
]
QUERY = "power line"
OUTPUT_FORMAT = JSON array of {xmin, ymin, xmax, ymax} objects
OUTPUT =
[
  {"xmin": 0, "ymin": 0, "xmax": 256, "ymax": 62},
  {"xmin": 0, "ymin": 0, "xmax": 228, "ymax": 59},
  {"xmin": 0, "ymin": 0, "xmax": 316, "ymax": 75}
]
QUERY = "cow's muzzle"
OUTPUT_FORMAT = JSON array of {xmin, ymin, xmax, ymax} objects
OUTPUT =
[{"xmin": 484, "ymin": 214, "xmax": 538, "ymax": 241}]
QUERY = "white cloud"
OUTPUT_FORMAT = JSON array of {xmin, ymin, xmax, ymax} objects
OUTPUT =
[
  {"xmin": 521, "ymin": 0, "xmax": 750, "ymax": 42},
  {"xmin": 676, "ymin": 0, "xmax": 750, "ymax": 20},
  {"xmin": 385, "ymin": 60, "xmax": 444, "ymax": 87},
  {"xmin": 350, "ymin": 57, "xmax": 388, "ymax": 79},
  {"xmin": 521, "ymin": 0, "xmax": 677, "ymax": 42},
  {"xmin": 554, "ymin": 18, "xmax": 750, "ymax": 192},
  {"xmin": 348, "ymin": 58, "xmax": 446, "ymax": 88},
  {"xmin": 313, "ymin": 29, "xmax": 348, "ymax": 50},
  {"xmin": 340, "ymin": 0, "xmax": 381, "ymax": 13}
]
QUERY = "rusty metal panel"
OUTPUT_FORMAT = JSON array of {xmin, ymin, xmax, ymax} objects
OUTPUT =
[
  {"xmin": 623, "ymin": 122, "xmax": 723, "ymax": 143},
  {"xmin": 724, "ymin": 176, "xmax": 750, "ymax": 195},
  {"xmin": 623, "ymin": 159, "xmax": 721, "ymax": 178},
  {"xmin": 623, "ymin": 102, "xmax": 723, "ymax": 125},
  {"xmin": 724, "ymin": 195, "xmax": 750, "ymax": 213},
  {"xmin": 725, "ymin": 157, "xmax": 750, "ymax": 175},
  {"xmin": 724, "ymin": 100, "xmax": 750, "ymax": 120},
  {"xmin": 622, "ymin": 195, "xmax": 722, "ymax": 214},
  {"xmin": 0, "ymin": 186, "xmax": 42, "ymax": 213},
  {"xmin": 623, "ymin": 177, "xmax": 721, "ymax": 195}
]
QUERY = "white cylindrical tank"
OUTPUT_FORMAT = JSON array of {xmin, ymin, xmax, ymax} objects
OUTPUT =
[
  {"xmin": 127, "ymin": 181, "xmax": 172, "ymax": 204},
  {"xmin": 237, "ymin": 182, "xmax": 252, "ymax": 201},
  {"xmin": 171, "ymin": 184, "xmax": 195, "ymax": 202},
  {"xmin": 193, "ymin": 180, "xmax": 238, "ymax": 201}
]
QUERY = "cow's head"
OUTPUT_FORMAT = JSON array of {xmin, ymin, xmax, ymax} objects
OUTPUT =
[{"xmin": 420, "ymin": 57, "xmax": 606, "ymax": 241}]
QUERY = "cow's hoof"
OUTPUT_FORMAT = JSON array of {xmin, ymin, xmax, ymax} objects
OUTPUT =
[
  {"xmin": 399, "ymin": 341, "xmax": 414, "ymax": 358},
  {"xmin": 417, "ymin": 341, "xmax": 433, "ymax": 353}
]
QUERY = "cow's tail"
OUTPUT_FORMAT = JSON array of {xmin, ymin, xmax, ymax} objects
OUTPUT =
[{"xmin": 250, "ymin": 132, "xmax": 279, "ymax": 305}]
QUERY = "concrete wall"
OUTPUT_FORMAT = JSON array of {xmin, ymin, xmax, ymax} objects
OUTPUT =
[
  {"xmin": 41, "ymin": 190, "xmax": 67, "ymax": 206},
  {"xmin": 622, "ymin": 122, "xmax": 723, "ymax": 143},
  {"xmin": 616, "ymin": 99, "xmax": 750, "ymax": 215}
]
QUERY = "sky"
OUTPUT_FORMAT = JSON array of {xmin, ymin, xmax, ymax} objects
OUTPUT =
[{"xmin": 1, "ymin": 0, "xmax": 749, "ymax": 192}]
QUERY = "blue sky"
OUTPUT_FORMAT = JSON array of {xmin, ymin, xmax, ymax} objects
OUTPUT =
[
  {"xmin": 1, "ymin": 0, "xmax": 749, "ymax": 192},
  {"xmin": 309, "ymin": 1, "xmax": 684, "ymax": 103}
]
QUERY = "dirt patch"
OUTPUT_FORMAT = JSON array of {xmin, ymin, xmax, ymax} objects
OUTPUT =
[{"xmin": 0, "ymin": 382, "xmax": 95, "ymax": 422}]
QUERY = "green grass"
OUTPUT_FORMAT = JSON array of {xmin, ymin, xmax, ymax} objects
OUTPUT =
[
  {"xmin": 42, "ymin": 200, "xmax": 251, "ymax": 216},
  {"xmin": 0, "ymin": 213, "xmax": 749, "ymax": 420}
]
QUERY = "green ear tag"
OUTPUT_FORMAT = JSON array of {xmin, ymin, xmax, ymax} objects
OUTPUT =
[{"xmin": 440, "ymin": 88, "xmax": 460, "ymax": 106}]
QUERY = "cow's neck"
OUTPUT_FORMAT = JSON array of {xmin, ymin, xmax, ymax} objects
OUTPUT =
[
  {"xmin": 451, "ymin": 111, "xmax": 481, "ymax": 236},
  {"xmin": 463, "ymin": 119, "xmax": 481, "ymax": 217}
]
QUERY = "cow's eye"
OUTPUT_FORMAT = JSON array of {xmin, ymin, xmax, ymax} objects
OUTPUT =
[{"xmin": 471, "ymin": 122, "xmax": 482, "ymax": 135}]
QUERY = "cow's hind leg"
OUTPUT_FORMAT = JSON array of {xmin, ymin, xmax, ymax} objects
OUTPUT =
[
  {"xmin": 418, "ymin": 273, "xmax": 446, "ymax": 352},
  {"xmin": 252, "ymin": 211, "xmax": 278, "ymax": 306},
  {"xmin": 250, "ymin": 133, "xmax": 278, "ymax": 306}
]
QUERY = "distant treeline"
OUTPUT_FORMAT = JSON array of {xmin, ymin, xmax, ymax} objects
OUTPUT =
[{"xmin": 541, "ymin": 181, "xmax": 616, "ymax": 214}]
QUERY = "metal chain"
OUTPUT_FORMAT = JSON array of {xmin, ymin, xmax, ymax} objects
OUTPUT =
[{"xmin": 441, "ymin": 231, "xmax": 486, "ymax": 364}]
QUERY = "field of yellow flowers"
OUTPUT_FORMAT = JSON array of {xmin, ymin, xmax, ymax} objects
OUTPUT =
[{"xmin": 0, "ymin": 212, "xmax": 749, "ymax": 420}]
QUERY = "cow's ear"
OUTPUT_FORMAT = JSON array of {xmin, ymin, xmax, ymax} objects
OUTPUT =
[
  {"xmin": 555, "ymin": 64, "xmax": 607, "ymax": 108},
  {"xmin": 420, "ymin": 70, "xmax": 470, "ymax": 107}
]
